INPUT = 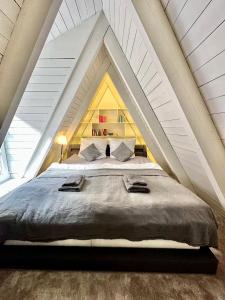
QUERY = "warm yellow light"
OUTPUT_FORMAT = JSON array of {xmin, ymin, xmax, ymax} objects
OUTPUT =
[{"xmin": 56, "ymin": 135, "xmax": 67, "ymax": 145}]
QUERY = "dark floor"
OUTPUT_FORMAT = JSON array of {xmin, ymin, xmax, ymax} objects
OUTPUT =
[{"xmin": 0, "ymin": 213, "xmax": 224, "ymax": 300}]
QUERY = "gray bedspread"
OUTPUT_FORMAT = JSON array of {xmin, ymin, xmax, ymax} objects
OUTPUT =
[{"xmin": 0, "ymin": 168, "xmax": 218, "ymax": 247}]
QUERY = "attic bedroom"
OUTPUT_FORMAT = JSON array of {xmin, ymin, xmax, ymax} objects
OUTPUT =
[{"xmin": 0, "ymin": 0, "xmax": 225, "ymax": 299}]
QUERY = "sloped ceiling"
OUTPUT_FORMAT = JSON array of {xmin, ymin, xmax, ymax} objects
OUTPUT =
[
  {"xmin": 60, "ymin": 46, "xmax": 110, "ymax": 139},
  {"xmin": 40, "ymin": 45, "xmax": 110, "ymax": 173},
  {"xmin": 0, "ymin": 0, "xmax": 63, "ymax": 146},
  {"xmin": 69, "ymin": 1, "xmax": 225, "ymax": 211},
  {"xmin": 47, "ymin": 0, "xmax": 102, "ymax": 41},
  {"xmin": 162, "ymin": 0, "xmax": 225, "ymax": 148},
  {"xmin": 1, "ymin": 1, "xmax": 225, "ymax": 215},
  {"xmin": 24, "ymin": 13, "xmax": 109, "ymax": 178},
  {"xmin": 5, "ymin": 13, "xmax": 101, "ymax": 178},
  {"xmin": 102, "ymin": 0, "xmax": 225, "ymax": 212},
  {"xmin": 0, "ymin": 0, "xmax": 24, "ymax": 63}
]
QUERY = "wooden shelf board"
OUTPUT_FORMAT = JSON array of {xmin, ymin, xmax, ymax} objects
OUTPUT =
[
  {"xmin": 75, "ymin": 136, "xmax": 139, "ymax": 139},
  {"xmin": 88, "ymin": 108, "xmax": 127, "ymax": 111},
  {"xmin": 81, "ymin": 122, "xmax": 135, "ymax": 124}
]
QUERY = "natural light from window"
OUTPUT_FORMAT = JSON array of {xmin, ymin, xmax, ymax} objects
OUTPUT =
[{"xmin": 0, "ymin": 143, "xmax": 9, "ymax": 183}]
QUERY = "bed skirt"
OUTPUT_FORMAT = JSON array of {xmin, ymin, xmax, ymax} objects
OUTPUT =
[{"xmin": 0, "ymin": 245, "xmax": 218, "ymax": 274}]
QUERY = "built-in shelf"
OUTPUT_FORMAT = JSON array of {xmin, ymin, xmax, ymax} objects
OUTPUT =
[
  {"xmin": 77, "ymin": 136, "xmax": 142, "ymax": 140},
  {"xmin": 88, "ymin": 108, "xmax": 127, "ymax": 111},
  {"xmin": 71, "ymin": 73, "xmax": 153, "ymax": 160},
  {"xmin": 81, "ymin": 122, "xmax": 135, "ymax": 124},
  {"xmin": 79, "ymin": 108, "xmax": 137, "ymax": 137}
]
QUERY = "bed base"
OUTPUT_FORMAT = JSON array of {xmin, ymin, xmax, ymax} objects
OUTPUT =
[{"xmin": 0, "ymin": 245, "xmax": 218, "ymax": 274}]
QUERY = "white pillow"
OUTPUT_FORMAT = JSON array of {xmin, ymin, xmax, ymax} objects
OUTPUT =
[
  {"xmin": 109, "ymin": 138, "xmax": 136, "ymax": 159},
  {"xmin": 78, "ymin": 138, "xmax": 107, "ymax": 160}
]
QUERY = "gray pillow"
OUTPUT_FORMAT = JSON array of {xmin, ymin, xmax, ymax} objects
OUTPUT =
[
  {"xmin": 111, "ymin": 142, "xmax": 133, "ymax": 162},
  {"xmin": 80, "ymin": 143, "xmax": 101, "ymax": 161}
]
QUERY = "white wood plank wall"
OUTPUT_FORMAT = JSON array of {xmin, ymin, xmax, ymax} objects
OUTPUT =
[
  {"xmin": 5, "ymin": 56, "xmax": 75, "ymax": 177},
  {"xmin": 4, "ymin": 13, "xmax": 101, "ymax": 178},
  {"xmin": 102, "ymin": 0, "xmax": 217, "ymax": 200},
  {"xmin": 60, "ymin": 47, "xmax": 109, "ymax": 135},
  {"xmin": 47, "ymin": 0, "xmax": 103, "ymax": 41},
  {"xmin": 162, "ymin": 0, "xmax": 225, "ymax": 149},
  {"xmin": 0, "ymin": 0, "xmax": 23, "ymax": 63}
]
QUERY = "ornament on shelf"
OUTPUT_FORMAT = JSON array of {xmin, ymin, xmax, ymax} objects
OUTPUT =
[{"xmin": 99, "ymin": 115, "xmax": 106, "ymax": 123}]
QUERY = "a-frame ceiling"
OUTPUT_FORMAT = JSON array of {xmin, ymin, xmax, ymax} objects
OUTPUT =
[
  {"xmin": 1, "ymin": 1, "xmax": 225, "ymax": 216},
  {"xmin": 0, "ymin": 0, "xmax": 24, "ymax": 63},
  {"xmin": 0, "ymin": 0, "xmax": 62, "ymax": 144},
  {"xmin": 47, "ymin": 0, "xmax": 103, "ymax": 41}
]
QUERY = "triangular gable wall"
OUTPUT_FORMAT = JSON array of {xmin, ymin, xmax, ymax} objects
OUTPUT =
[{"xmin": 70, "ymin": 72, "xmax": 155, "ymax": 162}]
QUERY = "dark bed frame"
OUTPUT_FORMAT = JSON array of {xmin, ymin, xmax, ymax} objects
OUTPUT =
[
  {"xmin": 0, "ymin": 144, "xmax": 218, "ymax": 273},
  {"xmin": 0, "ymin": 245, "xmax": 218, "ymax": 273}
]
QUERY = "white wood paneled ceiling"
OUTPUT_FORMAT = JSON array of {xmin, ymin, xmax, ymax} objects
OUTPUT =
[
  {"xmin": 0, "ymin": 0, "xmax": 24, "ymax": 62},
  {"xmin": 162, "ymin": 0, "xmax": 225, "ymax": 149},
  {"xmin": 102, "ymin": 0, "xmax": 220, "ymax": 204},
  {"xmin": 60, "ymin": 46, "xmax": 109, "ymax": 136},
  {"xmin": 4, "ymin": 13, "xmax": 100, "ymax": 177},
  {"xmin": 47, "ymin": 0, "xmax": 103, "ymax": 41}
]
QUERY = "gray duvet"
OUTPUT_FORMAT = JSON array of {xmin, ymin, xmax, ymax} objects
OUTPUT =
[{"xmin": 0, "ymin": 168, "xmax": 218, "ymax": 247}]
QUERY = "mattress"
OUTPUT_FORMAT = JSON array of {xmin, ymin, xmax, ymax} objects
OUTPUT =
[
  {"xmin": 0, "ymin": 157, "xmax": 218, "ymax": 247},
  {"xmin": 4, "ymin": 239, "xmax": 199, "ymax": 249},
  {"xmin": 63, "ymin": 154, "xmax": 152, "ymax": 165}
]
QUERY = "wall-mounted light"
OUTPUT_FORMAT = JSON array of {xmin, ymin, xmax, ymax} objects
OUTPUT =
[{"xmin": 56, "ymin": 135, "xmax": 67, "ymax": 163}]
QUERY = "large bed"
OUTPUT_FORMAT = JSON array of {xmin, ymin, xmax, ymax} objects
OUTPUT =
[{"xmin": 0, "ymin": 144, "xmax": 218, "ymax": 273}]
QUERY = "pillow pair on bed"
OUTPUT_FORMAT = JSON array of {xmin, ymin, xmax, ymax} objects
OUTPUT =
[{"xmin": 78, "ymin": 138, "xmax": 136, "ymax": 162}]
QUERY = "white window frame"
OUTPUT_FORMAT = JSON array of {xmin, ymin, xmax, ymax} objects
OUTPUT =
[{"xmin": 0, "ymin": 143, "xmax": 10, "ymax": 183}]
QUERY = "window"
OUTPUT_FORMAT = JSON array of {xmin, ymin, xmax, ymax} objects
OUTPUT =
[{"xmin": 0, "ymin": 143, "xmax": 9, "ymax": 183}]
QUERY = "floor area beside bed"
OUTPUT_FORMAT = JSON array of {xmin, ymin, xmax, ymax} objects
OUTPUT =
[{"xmin": 0, "ymin": 212, "xmax": 224, "ymax": 300}]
